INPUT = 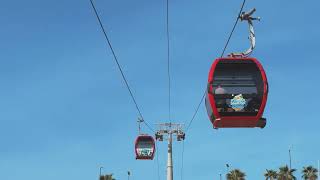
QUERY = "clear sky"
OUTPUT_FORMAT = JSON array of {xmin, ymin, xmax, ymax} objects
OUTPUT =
[{"xmin": 1, "ymin": 0, "xmax": 319, "ymax": 179}]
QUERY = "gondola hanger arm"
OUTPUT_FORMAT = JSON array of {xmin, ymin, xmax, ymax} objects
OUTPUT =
[
  {"xmin": 229, "ymin": 8, "xmax": 260, "ymax": 58},
  {"xmin": 137, "ymin": 118, "xmax": 144, "ymax": 135}
]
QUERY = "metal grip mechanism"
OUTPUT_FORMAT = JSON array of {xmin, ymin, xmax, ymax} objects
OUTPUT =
[
  {"xmin": 229, "ymin": 8, "xmax": 260, "ymax": 58},
  {"xmin": 137, "ymin": 118, "xmax": 144, "ymax": 135}
]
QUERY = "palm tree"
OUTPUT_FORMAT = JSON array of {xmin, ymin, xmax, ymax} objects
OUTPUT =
[
  {"xmin": 100, "ymin": 174, "xmax": 116, "ymax": 180},
  {"xmin": 277, "ymin": 165, "xmax": 296, "ymax": 180},
  {"xmin": 302, "ymin": 165, "xmax": 318, "ymax": 180},
  {"xmin": 264, "ymin": 169, "xmax": 278, "ymax": 180},
  {"xmin": 226, "ymin": 169, "xmax": 246, "ymax": 180}
]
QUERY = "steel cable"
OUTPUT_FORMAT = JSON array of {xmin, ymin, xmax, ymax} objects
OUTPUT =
[
  {"xmin": 185, "ymin": 0, "xmax": 246, "ymax": 133},
  {"xmin": 166, "ymin": 0, "xmax": 172, "ymax": 123},
  {"xmin": 220, "ymin": 0, "xmax": 247, "ymax": 58},
  {"xmin": 89, "ymin": 0, "xmax": 154, "ymax": 132}
]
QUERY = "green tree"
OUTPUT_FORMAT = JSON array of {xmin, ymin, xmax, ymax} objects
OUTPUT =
[
  {"xmin": 264, "ymin": 169, "xmax": 278, "ymax": 180},
  {"xmin": 226, "ymin": 169, "xmax": 246, "ymax": 180},
  {"xmin": 277, "ymin": 165, "xmax": 296, "ymax": 180},
  {"xmin": 302, "ymin": 165, "xmax": 318, "ymax": 180}
]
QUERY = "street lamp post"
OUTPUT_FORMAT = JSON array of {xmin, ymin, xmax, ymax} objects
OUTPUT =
[
  {"xmin": 289, "ymin": 149, "xmax": 292, "ymax": 169},
  {"xmin": 127, "ymin": 171, "xmax": 131, "ymax": 180},
  {"xmin": 99, "ymin": 166, "xmax": 104, "ymax": 179},
  {"xmin": 318, "ymin": 160, "xmax": 320, "ymax": 178},
  {"xmin": 225, "ymin": 163, "xmax": 230, "ymax": 180},
  {"xmin": 226, "ymin": 164, "xmax": 230, "ymax": 173}
]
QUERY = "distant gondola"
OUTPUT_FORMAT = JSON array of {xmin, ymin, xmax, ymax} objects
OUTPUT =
[{"xmin": 135, "ymin": 135, "xmax": 155, "ymax": 160}]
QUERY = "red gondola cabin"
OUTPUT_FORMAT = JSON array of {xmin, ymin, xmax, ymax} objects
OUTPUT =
[
  {"xmin": 205, "ymin": 57, "xmax": 268, "ymax": 128},
  {"xmin": 135, "ymin": 135, "xmax": 155, "ymax": 160}
]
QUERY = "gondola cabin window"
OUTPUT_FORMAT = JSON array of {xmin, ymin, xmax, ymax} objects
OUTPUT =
[
  {"xmin": 136, "ymin": 141, "xmax": 154, "ymax": 157},
  {"xmin": 211, "ymin": 59, "xmax": 264, "ymax": 116}
]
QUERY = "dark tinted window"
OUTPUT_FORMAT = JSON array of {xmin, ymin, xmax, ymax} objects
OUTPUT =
[{"xmin": 211, "ymin": 60, "xmax": 263, "ymax": 116}]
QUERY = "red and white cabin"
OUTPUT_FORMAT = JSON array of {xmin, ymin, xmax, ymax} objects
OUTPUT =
[{"xmin": 135, "ymin": 135, "xmax": 155, "ymax": 160}]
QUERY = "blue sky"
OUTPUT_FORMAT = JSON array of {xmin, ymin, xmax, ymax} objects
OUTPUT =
[{"xmin": 0, "ymin": 0, "xmax": 319, "ymax": 179}]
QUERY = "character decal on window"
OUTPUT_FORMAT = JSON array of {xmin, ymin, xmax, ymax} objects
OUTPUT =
[
  {"xmin": 230, "ymin": 94, "xmax": 247, "ymax": 111},
  {"xmin": 138, "ymin": 148, "xmax": 153, "ymax": 157}
]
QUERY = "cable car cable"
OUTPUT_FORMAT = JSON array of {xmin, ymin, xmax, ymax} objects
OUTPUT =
[
  {"xmin": 166, "ymin": 0, "xmax": 172, "ymax": 123},
  {"xmin": 185, "ymin": 90, "xmax": 206, "ymax": 132},
  {"xmin": 89, "ymin": 0, "xmax": 154, "ymax": 132},
  {"xmin": 220, "ymin": 0, "xmax": 246, "ymax": 58},
  {"xmin": 185, "ymin": 0, "xmax": 246, "ymax": 132}
]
